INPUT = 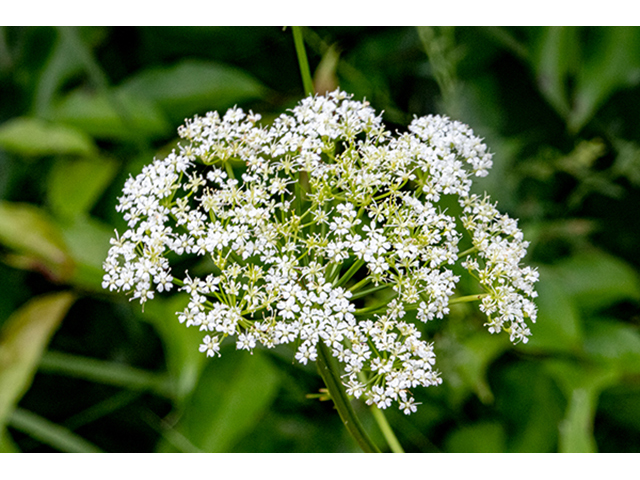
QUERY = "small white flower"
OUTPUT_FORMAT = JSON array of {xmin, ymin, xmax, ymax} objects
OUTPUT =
[{"xmin": 199, "ymin": 335, "xmax": 221, "ymax": 357}]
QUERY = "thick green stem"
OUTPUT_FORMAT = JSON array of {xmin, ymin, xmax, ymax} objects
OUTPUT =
[
  {"xmin": 293, "ymin": 25, "xmax": 383, "ymax": 454},
  {"xmin": 315, "ymin": 342, "xmax": 380, "ymax": 453}
]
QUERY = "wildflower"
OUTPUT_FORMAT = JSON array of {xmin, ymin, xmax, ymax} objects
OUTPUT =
[{"xmin": 103, "ymin": 90, "xmax": 538, "ymax": 414}]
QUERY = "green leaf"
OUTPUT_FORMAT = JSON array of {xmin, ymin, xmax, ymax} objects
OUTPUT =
[
  {"xmin": 119, "ymin": 59, "xmax": 269, "ymax": 123},
  {"xmin": 544, "ymin": 359, "xmax": 619, "ymax": 453},
  {"xmin": 0, "ymin": 117, "xmax": 97, "ymax": 158},
  {"xmin": 599, "ymin": 384, "xmax": 640, "ymax": 433},
  {"xmin": 531, "ymin": 26, "xmax": 579, "ymax": 118},
  {"xmin": 568, "ymin": 27, "xmax": 640, "ymax": 132},
  {"xmin": 59, "ymin": 215, "xmax": 114, "ymax": 291},
  {"xmin": 9, "ymin": 407, "xmax": 102, "ymax": 453},
  {"xmin": 0, "ymin": 201, "xmax": 74, "ymax": 281},
  {"xmin": 560, "ymin": 387, "xmax": 598, "ymax": 453},
  {"xmin": 551, "ymin": 249, "xmax": 640, "ymax": 312},
  {"xmin": 32, "ymin": 27, "xmax": 86, "ymax": 117},
  {"xmin": 445, "ymin": 421, "xmax": 506, "ymax": 453},
  {"xmin": 494, "ymin": 362, "xmax": 564, "ymax": 453},
  {"xmin": 0, "ymin": 292, "xmax": 76, "ymax": 428},
  {"xmin": 526, "ymin": 267, "xmax": 583, "ymax": 354},
  {"xmin": 47, "ymin": 156, "xmax": 118, "ymax": 221},
  {"xmin": 584, "ymin": 318, "xmax": 640, "ymax": 375},
  {"xmin": 50, "ymin": 89, "xmax": 172, "ymax": 141},
  {"xmin": 177, "ymin": 348, "xmax": 280, "ymax": 452},
  {"xmin": 454, "ymin": 332, "xmax": 510, "ymax": 404}
]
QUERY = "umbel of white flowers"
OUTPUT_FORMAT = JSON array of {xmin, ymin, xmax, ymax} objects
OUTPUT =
[{"xmin": 103, "ymin": 90, "xmax": 538, "ymax": 414}]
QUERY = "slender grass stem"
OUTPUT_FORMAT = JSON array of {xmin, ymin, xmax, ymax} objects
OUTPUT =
[
  {"xmin": 355, "ymin": 371, "xmax": 404, "ymax": 453},
  {"xmin": 10, "ymin": 408, "xmax": 103, "ymax": 453},
  {"xmin": 39, "ymin": 351, "xmax": 173, "ymax": 398},
  {"xmin": 292, "ymin": 26, "xmax": 315, "ymax": 96},
  {"xmin": 370, "ymin": 406, "xmax": 405, "ymax": 453}
]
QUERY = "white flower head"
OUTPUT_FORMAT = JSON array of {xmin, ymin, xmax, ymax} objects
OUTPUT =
[{"xmin": 103, "ymin": 90, "xmax": 538, "ymax": 413}]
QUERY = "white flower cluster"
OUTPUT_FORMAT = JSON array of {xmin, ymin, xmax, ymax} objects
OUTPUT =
[{"xmin": 103, "ymin": 90, "xmax": 538, "ymax": 414}]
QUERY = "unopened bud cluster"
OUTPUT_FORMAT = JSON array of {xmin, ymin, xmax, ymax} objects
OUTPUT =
[{"xmin": 103, "ymin": 90, "xmax": 538, "ymax": 414}]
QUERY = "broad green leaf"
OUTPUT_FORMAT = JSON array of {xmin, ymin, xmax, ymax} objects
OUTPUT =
[
  {"xmin": 551, "ymin": 249, "xmax": 640, "ymax": 312},
  {"xmin": 445, "ymin": 421, "xmax": 506, "ymax": 453},
  {"xmin": 526, "ymin": 267, "xmax": 583, "ymax": 354},
  {"xmin": 569, "ymin": 27, "xmax": 640, "ymax": 132},
  {"xmin": 9, "ymin": 407, "xmax": 102, "ymax": 453},
  {"xmin": 59, "ymin": 215, "xmax": 114, "ymax": 291},
  {"xmin": 0, "ymin": 117, "xmax": 96, "ymax": 158},
  {"xmin": 0, "ymin": 291, "xmax": 76, "ymax": 427},
  {"xmin": 0, "ymin": 201, "xmax": 74, "ymax": 281},
  {"xmin": 493, "ymin": 362, "xmax": 563, "ymax": 453},
  {"xmin": 47, "ymin": 156, "xmax": 118, "ymax": 221},
  {"xmin": 118, "ymin": 59, "xmax": 269, "ymax": 122},
  {"xmin": 50, "ymin": 89, "xmax": 171, "ymax": 141},
  {"xmin": 584, "ymin": 318, "xmax": 640, "ymax": 375},
  {"xmin": 453, "ymin": 332, "xmax": 510, "ymax": 404},
  {"xmin": 178, "ymin": 348, "xmax": 280, "ymax": 452}
]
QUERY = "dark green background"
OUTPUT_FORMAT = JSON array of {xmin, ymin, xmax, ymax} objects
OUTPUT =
[{"xmin": 1, "ymin": 26, "xmax": 639, "ymax": 452}]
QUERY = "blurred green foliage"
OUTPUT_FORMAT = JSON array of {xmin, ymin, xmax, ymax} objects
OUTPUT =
[{"xmin": 1, "ymin": 26, "xmax": 640, "ymax": 452}]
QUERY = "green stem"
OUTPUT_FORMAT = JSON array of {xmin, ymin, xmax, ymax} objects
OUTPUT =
[
  {"xmin": 349, "ymin": 281, "xmax": 390, "ymax": 300},
  {"xmin": 371, "ymin": 406, "xmax": 405, "ymax": 453},
  {"xmin": 292, "ymin": 26, "xmax": 314, "ymax": 96},
  {"xmin": 315, "ymin": 342, "xmax": 380, "ymax": 453},
  {"xmin": 449, "ymin": 293, "xmax": 489, "ymax": 304},
  {"xmin": 457, "ymin": 246, "xmax": 479, "ymax": 258},
  {"xmin": 354, "ymin": 292, "xmax": 399, "ymax": 316},
  {"xmin": 293, "ymin": 24, "xmax": 383, "ymax": 454},
  {"xmin": 335, "ymin": 259, "xmax": 365, "ymax": 288}
]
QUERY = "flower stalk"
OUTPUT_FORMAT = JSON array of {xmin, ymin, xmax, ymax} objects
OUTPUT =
[{"xmin": 316, "ymin": 342, "xmax": 380, "ymax": 453}]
